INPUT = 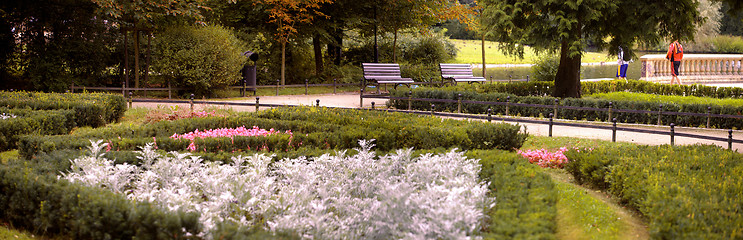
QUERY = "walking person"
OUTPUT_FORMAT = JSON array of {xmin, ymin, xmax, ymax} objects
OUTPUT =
[
  {"xmin": 666, "ymin": 40, "xmax": 684, "ymax": 84},
  {"xmin": 616, "ymin": 46, "xmax": 630, "ymax": 80}
]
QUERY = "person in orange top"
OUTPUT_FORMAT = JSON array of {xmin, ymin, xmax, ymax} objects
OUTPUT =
[{"xmin": 666, "ymin": 40, "xmax": 684, "ymax": 84}]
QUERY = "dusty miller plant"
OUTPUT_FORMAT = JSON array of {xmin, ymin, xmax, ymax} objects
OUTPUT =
[{"xmin": 62, "ymin": 139, "xmax": 495, "ymax": 239}]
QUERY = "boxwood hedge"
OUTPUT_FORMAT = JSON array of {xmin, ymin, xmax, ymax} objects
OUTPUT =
[
  {"xmin": 564, "ymin": 144, "xmax": 743, "ymax": 239},
  {"xmin": 0, "ymin": 91, "xmax": 126, "ymax": 127}
]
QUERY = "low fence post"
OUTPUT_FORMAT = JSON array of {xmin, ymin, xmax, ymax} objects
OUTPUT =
[
  {"xmin": 167, "ymin": 81, "xmax": 172, "ymax": 99},
  {"xmin": 457, "ymin": 94, "xmax": 462, "ymax": 114},
  {"xmin": 608, "ymin": 102, "xmax": 613, "ymax": 121},
  {"xmin": 305, "ymin": 79, "xmax": 309, "ymax": 95},
  {"xmin": 553, "ymin": 98, "xmax": 559, "ymax": 119},
  {"xmin": 242, "ymin": 79, "xmax": 247, "ymax": 97},
  {"xmin": 729, "ymin": 129, "xmax": 734, "ymax": 150},
  {"xmin": 316, "ymin": 99, "xmax": 320, "ymax": 107},
  {"xmin": 487, "ymin": 108, "xmax": 492, "ymax": 122},
  {"xmin": 276, "ymin": 79, "xmax": 280, "ymax": 96},
  {"xmin": 128, "ymin": 91, "xmax": 132, "ymax": 109},
  {"xmin": 371, "ymin": 101, "xmax": 375, "ymax": 110},
  {"xmin": 359, "ymin": 88, "xmax": 364, "ymax": 108},
  {"xmin": 506, "ymin": 96, "xmax": 510, "ymax": 116},
  {"xmin": 707, "ymin": 106, "xmax": 712, "ymax": 128},
  {"xmin": 431, "ymin": 104, "xmax": 435, "ymax": 116},
  {"xmin": 122, "ymin": 81, "xmax": 125, "ymax": 96},
  {"xmin": 71, "ymin": 83, "xmax": 75, "ymax": 93},
  {"xmin": 658, "ymin": 104, "xmax": 663, "ymax": 126},
  {"xmin": 408, "ymin": 91, "xmax": 412, "ymax": 111},
  {"xmin": 333, "ymin": 79, "xmax": 337, "ymax": 95},
  {"xmin": 526, "ymin": 75, "xmax": 530, "ymax": 82},
  {"xmin": 509, "ymin": 75, "xmax": 512, "ymax": 83},
  {"xmin": 670, "ymin": 123, "xmax": 675, "ymax": 146},
  {"xmin": 548, "ymin": 113, "xmax": 554, "ymax": 137},
  {"xmin": 190, "ymin": 93, "xmax": 194, "ymax": 112},
  {"xmin": 255, "ymin": 97, "xmax": 260, "ymax": 111},
  {"xmin": 489, "ymin": 76, "xmax": 493, "ymax": 84},
  {"xmin": 612, "ymin": 118, "xmax": 617, "ymax": 142}
]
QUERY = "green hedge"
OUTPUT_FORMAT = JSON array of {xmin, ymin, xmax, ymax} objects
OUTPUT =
[
  {"xmin": 19, "ymin": 107, "xmax": 528, "ymax": 158},
  {"xmin": 389, "ymin": 88, "xmax": 743, "ymax": 129},
  {"xmin": 470, "ymin": 150, "xmax": 558, "ymax": 239},
  {"xmin": 0, "ymin": 91, "xmax": 126, "ymax": 127},
  {"xmin": 564, "ymin": 144, "xmax": 743, "ymax": 239},
  {"xmin": 0, "ymin": 159, "xmax": 201, "ymax": 239},
  {"xmin": 0, "ymin": 108, "xmax": 76, "ymax": 151},
  {"xmin": 442, "ymin": 79, "xmax": 743, "ymax": 99}
]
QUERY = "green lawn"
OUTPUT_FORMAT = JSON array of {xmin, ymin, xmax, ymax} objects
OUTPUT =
[{"xmin": 451, "ymin": 39, "xmax": 613, "ymax": 64}]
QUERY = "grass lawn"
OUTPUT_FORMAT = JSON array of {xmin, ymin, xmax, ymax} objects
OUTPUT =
[{"xmin": 450, "ymin": 39, "xmax": 613, "ymax": 64}]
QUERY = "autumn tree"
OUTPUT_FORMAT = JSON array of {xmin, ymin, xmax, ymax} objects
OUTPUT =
[{"xmin": 480, "ymin": 0, "xmax": 703, "ymax": 98}]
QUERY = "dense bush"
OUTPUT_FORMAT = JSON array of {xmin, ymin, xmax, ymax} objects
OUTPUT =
[
  {"xmin": 345, "ymin": 31, "xmax": 457, "ymax": 65},
  {"xmin": 0, "ymin": 108, "xmax": 75, "ymax": 151},
  {"xmin": 470, "ymin": 150, "xmax": 558, "ymax": 239},
  {"xmin": 711, "ymin": 35, "xmax": 743, "ymax": 53},
  {"xmin": 531, "ymin": 54, "xmax": 561, "ymax": 82},
  {"xmin": 153, "ymin": 25, "xmax": 247, "ymax": 95},
  {"xmin": 442, "ymin": 79, "xmax": 743, "ymax": 99},
  {"xmin": 18, "ymin": 107, "xmax": 527, "ymax": 158},
  {"xmin": 389, "ymin": 83, "xmax": 743, "ymax": 129},
  {"xmin": 564, "ymin": 144, "xmax": 743, "ymax": 239},
  {"xmin": 0, "ymin": 91, "xmax": 126, "ymax": 126}
]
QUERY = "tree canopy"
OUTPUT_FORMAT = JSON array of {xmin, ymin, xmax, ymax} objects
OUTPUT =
[{"xmin": 480, "ymin": 0, "xmax": 702, "ymax": 98}]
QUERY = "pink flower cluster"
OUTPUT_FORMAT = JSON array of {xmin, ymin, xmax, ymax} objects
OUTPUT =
[
  {"xmin": 170, "ymin": 126, "xmax": 292, "ymax": 151},
  {"xmin": 518, "ymin": 147, "xmax": 569, "ymax": 169}
]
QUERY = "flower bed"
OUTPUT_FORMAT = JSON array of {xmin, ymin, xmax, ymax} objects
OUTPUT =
[
  {"xmin": 170, "ymin": 126, "xmax": 292, "ymax": 151},
  {"xmin": 62, "ymin": 140, "xmax": 494, "ymax": 239}
]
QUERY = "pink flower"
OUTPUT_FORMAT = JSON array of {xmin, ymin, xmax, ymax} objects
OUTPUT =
[{"xmin": 170, "ymin": 126, "xmax": 292, "ymax": 152}]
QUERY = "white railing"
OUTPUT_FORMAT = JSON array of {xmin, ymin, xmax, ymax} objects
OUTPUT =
[{"xmin": 640, "ymin": 54, "xmax": 743, "ymax": 83}]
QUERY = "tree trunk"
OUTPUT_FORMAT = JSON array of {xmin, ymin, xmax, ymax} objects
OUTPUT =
[
  {"xmin": 327, "ymin": 28, "xmax": 343, "ymax": 66},
  {"xmin": 392, "ymin": 29, "xmax": 398, "ymax": 62},
  {"xmin": 481, "ymin": 34, "xmax": 486, "ymax": 78},
  {"xmin": 313, "ymin": 35, "xmax": 323, "ymax": 76},
  {"xmin": 134, "ymin": 28, "xmax": 140, "ymax": 89},
  {"xmin": 281, "ymin": 40, "xmax": 286, "ymax": 85},
  {"xmin": 553, "ymin": 39, "xmax": 582, "ymax": 98}
]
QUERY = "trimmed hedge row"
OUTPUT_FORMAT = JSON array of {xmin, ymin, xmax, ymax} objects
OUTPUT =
[
  {"xmin": 0, "ymin": 108, "xmax": 75, "ymax": 151},
  {"xmin": 0, "ymin": 91, "xmax": 126, "ymax": 127},
  {"xmin": 565, "ymin": 144, "xmax": 743, "ymax": 239},
  {"xmin": 389, "ymin": 88, "xmax": 743, "ymax": 129},
  {"xmin": 445, "ymin": 79, "xmax": 743, "ymax": 99},
  {"xmin": 19, "ymin": 107, "xmax": 528, "ymax": 158},
  {"xmin": 0, "ymin": 159, "xmax": 202, "ymax": 239},
  {"xmin": 470, "ymin": 150, "xmax": 558, "ymax": 239}
]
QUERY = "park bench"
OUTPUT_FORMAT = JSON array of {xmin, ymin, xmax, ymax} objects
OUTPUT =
[
  {"xmin": 439, "ymin": 63, "xmax": 487, "ymax": 85},
  {"xmin": 362, "ymin": 63, "xmax": 414, "ymax": 93}
]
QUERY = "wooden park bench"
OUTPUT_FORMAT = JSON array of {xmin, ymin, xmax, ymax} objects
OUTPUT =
[
  {"xmin": 362, "ymin": 63, "xmax": 414, "ymax": 93},
  {"xmin": 439, "ymin": 63, "xmax": 487, "ymax": 85}
]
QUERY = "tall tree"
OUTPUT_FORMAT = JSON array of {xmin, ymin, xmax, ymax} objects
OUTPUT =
[{"xmin": 480, "ymin": 0, "xmax": 702, "ymax": 98}]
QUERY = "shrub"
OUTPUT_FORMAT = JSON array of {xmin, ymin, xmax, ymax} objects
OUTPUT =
[
  {"xmin": 61, "ymin": 140, "xmax": 493, "ymax": 238},
  {"xmin": 470, "ymin": 150, "xmax": 558, "ymax": 239},
  {"xmin": 0, "ymin": 158, "xmax": 201, "ymax": 239},
  {"xmin": 0, "ymin": 91, "xmax": 126, "ymax": 126},
  {"xmin": 531, "ymin": 54, "xmax": 561, "ymax": 82},
  {"xmin": 564, "ymin": 144, "xmax": 743, "ymax": 239},
  {"xmin": 18, "ymin": 107, "xmax": 528, "ymax": 158},
  {"xmin": 711, "ymin": 35, "xmax": 743, "ymax": 53},
  {"xmin": 344, "ymin": 31, "xmax": 457, "ymax": 64},
  {"xmin": 0, "ymin": 108, "xmax": 75, "ymax": 151},
  {"xmin": 153, "ymin": 25, "xmax": 247, "ymax": 95}
]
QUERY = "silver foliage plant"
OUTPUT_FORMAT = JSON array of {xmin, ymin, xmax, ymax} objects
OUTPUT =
[{"xmin": 62, "ymin": 139, "xmax": 495, "ymax": 239}]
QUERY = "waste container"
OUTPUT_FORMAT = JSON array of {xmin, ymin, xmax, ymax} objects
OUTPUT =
[{"xmin": 242, "ymin": 51, "xmax": 259, "ymax": 94}]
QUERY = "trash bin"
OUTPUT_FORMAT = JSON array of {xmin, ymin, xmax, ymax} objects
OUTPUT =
[{"xmin": 242, "ymin": 51, "xmax": 259, "ymax": 93}]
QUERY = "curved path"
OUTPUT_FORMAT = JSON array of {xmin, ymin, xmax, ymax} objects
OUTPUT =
[{"xmin": 133, "ymin": 92, "xmax": 743, "ymax": 152}]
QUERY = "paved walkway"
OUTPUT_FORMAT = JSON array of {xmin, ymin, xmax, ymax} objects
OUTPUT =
[{"xmin": 133, "ymin": 92, "xmax": 743, "ymax": 152}]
